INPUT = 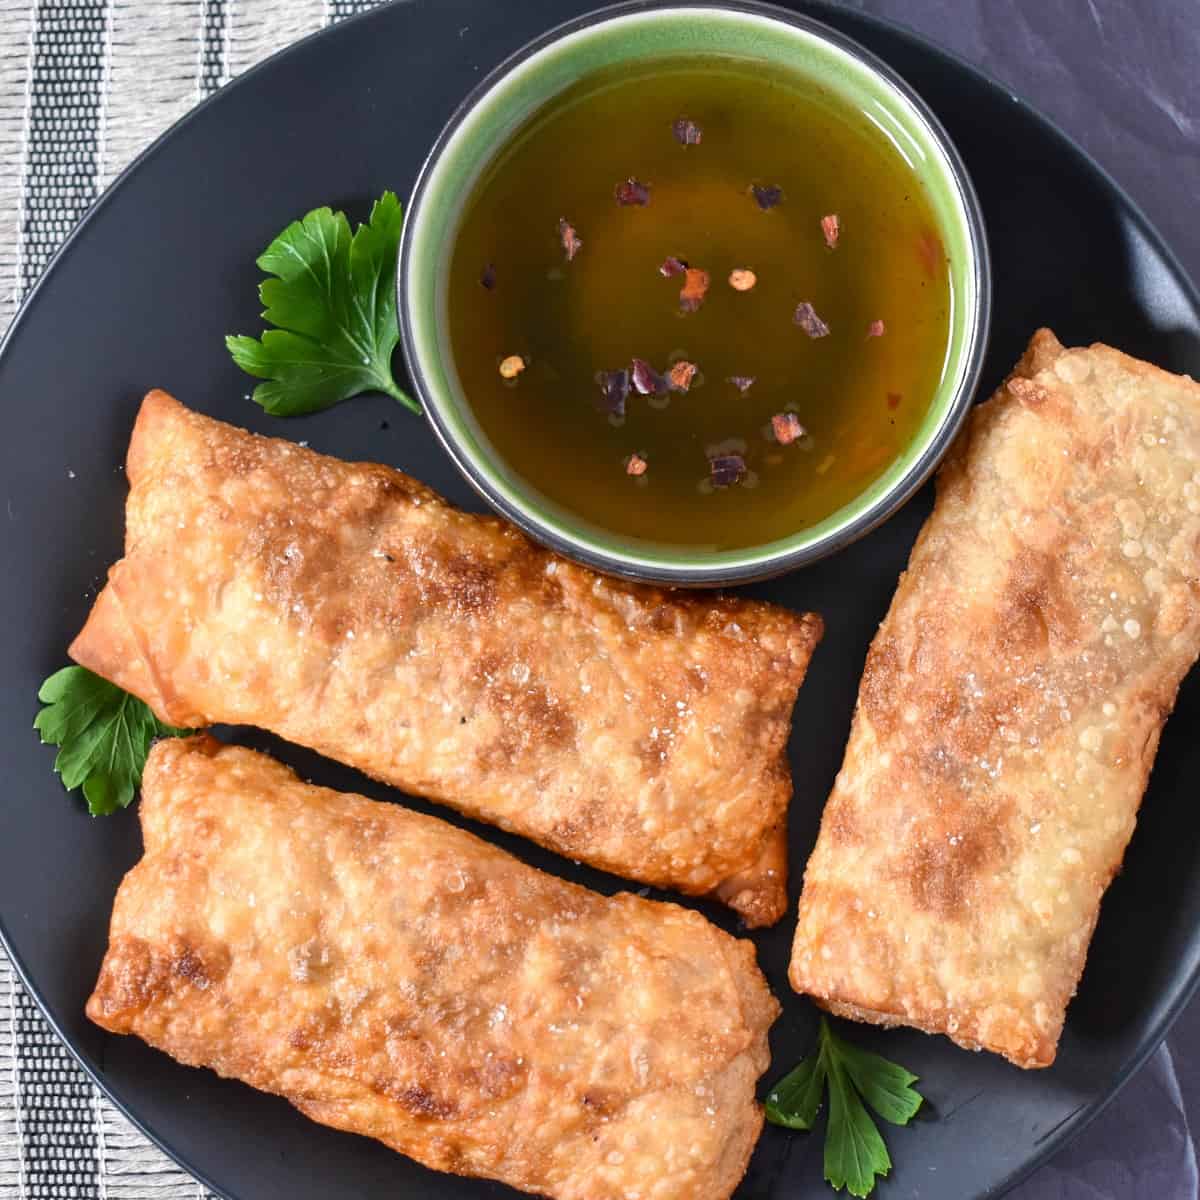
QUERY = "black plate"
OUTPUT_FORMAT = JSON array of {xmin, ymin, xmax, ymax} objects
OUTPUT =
[{"xmin": 1, "ymin": 3, "xmax": 1198, "ymax": 1199}]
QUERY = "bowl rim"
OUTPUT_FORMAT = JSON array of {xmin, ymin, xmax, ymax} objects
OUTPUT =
[{"xmin": 398, "ymin": 0, "xmax": 993, "ymax": 586}]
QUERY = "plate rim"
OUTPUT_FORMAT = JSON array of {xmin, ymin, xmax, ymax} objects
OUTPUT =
[{"xmin": 2, "ymin": 1, "xmax": 1199, "ymax": 1197}]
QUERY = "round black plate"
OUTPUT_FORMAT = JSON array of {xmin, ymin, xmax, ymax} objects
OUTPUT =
[{"xmin": 1, "ymin": 3, "xmax": 1198, "ymax": 1199}]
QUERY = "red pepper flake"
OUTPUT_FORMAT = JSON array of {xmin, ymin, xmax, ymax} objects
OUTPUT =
[
  {"xmin": 615, "ymin": 178, "xmax": 651, "ymax": 206},
  {"xmin": 625, "ymin": 453, "xmax": 648, "ymax": 476},
  {"xmin": 751, "ymin": 184, "xmax": 783, "ymax": 210},
  {"xmin": 659, "ymin": 255, "xmax": 689, "ymax": 278},
  {"xmin": 794, "ymin": 302, "xmax": 830, "ymax": 338},
  {"xmin": 727, "ymin": 375, "xmax": 756, "ymax": 394},
  {"xmin": 771, "ymin": 412, "xmax": 806, "ymax": 445},
  {"xmin": 887, "ymin": 391, "xmax": 902, "ymax": 410},
  {"xmin": 679, "ymin": 267, "xmax": 710, "ymax": 312},
  {"xmin": 821, "ymin": 213, "xmax": 840, "ymax": 249},
  {"xmin": 480, "ymin": 263, "xmax": 496, "ymax": 290},
  {"xmin": 595, "ymin": 369, "xmax": 630, "ymax": 416},
  {"xmin": 867, "ymin": 319, "xmax": 886, "ymax": 338},
  {"xmin": 672, "ymin": 118, "xmax": 702, "ymax": 146},
  {"xmin": 558, "ymin": 218, "xmax": 583, "ymax": 261},
  {"xmin": 728, "ymin": 268, "xmax": 757, "ymax": 292},
  {"xmin": 709, "ymin": 454, "xmax": 746, "ymax": 488},
  {"xmin": 917, "ymin": 228, "xmax": 943, "ymax": 278},
  {"xmin": 668, "ymin": 360, "xmax": 697, "ymax": 392},
  {"xmin": 631, "ymin": 358, "xmax": 670, "ymax": 395}
]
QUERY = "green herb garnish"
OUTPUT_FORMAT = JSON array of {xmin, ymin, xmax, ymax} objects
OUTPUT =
[
  {"xmin": 34, "ymin": 667, "xmax": 189, "ymax": 815},
  {"xmin": 226, "ymin": 190, "xmax": 418, "ymax": 417},
  {"xmin": 766, "ymin": 1016, "xmax": 923, "ymax": 1198}
]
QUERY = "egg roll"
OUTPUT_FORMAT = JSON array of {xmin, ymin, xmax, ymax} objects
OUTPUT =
[
  {"xmin": 88, "ymin": 736, "xmax": 778, "ymax": 1200},
  {"xmin": 790, "ymin": 330, "xmax": 1200, "ymax": 1067},
  {"xmin": 69, "ymin": 391, "xmax": 822, "ymax": 925}
]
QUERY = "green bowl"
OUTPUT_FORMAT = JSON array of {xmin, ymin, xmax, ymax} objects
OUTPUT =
[{"xmin": 398, "ymin": 0, "xmax": 990, "ymax": 586}]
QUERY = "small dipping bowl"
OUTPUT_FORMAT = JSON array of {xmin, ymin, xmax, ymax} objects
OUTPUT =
[{"xmin": 399, "ymin": 0, "xmax": 990, "ymax": 586}]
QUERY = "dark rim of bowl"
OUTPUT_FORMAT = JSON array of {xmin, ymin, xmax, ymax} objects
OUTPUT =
[{"xmin": 397, "ymin": 0, "xmax": 992, "ymax": 587}]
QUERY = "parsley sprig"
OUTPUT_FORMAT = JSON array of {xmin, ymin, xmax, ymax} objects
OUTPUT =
[
  {"xmin": 34, "ymin": 667, "xmax": 189, "ymax": 815},
  {"xmin": 226, "ymin": 191, "xmax": 418, "ymax": 417},
  {"xmin": 766, "ymin": 1016, "xmax": 923, "ymax": 1198}
]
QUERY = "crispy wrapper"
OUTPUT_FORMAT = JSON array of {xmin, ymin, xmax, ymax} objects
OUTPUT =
[
  {"xmin": 70, "ymin": 392, "xmax": 822, "ymax": 924},
  {"xmin": 790, "ymin": 330, "xmax": 1200, "ymax": 1067},
  {"xmin": 88, "ymin": 737, "xmax": 778, "ymax": 1200}
]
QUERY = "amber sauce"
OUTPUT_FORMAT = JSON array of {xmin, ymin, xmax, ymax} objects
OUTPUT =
[{"xmin": 448, "ymin": 57, "xmax": 952, "ymax": 551}]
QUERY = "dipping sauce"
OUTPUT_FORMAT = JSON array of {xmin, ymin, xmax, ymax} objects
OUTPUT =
[{"xmin": 448, "ymin": 56, "xmax": 952, "ymax": 552}]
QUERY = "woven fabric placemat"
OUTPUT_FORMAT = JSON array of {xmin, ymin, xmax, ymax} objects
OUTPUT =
[{"xmin": 1, "ymin": 1, "xmax": 1197, "ymax": 1198}]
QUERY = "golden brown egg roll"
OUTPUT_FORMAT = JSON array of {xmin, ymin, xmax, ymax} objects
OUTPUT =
[
  {"xmin": 790, "ymin": 330, "xmax": 1200, "ymax": 1067},
  {"xmin": 69, "ymin": 391, "xmax": 822, "ymax": 925},
  {"xmin": 88, "ymin": 736, "xmax": 778, "ymax": 1200}
]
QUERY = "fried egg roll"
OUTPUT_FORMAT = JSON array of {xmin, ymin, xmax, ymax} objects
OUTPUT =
[
  {"xmin": 88, "ymin": 736, "xmax": 777, "ymax": 1200},
  {"xmin": 70, "ymin": 392, "xmax": 822, "ymax": 925},
  {"xmin": 790, "ymin": 330, "xmax": 1200, "ymax": 1067}
]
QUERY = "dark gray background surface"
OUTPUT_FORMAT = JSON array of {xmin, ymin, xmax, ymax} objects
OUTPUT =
[{"xmin": 861, "ymin": 2, "xmax": 1199, "ymax": 1195}]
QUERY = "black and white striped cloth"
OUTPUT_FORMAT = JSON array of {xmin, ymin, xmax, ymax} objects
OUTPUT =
[{"xmin": 2, "ymin": 1, "xmax": 1198, "ymax": 1197}]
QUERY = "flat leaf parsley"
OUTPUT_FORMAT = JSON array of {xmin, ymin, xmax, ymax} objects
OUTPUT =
[
  {"xmin": 34, "ymin": 667, "xmax": 190, "ymax": 815},
  {"xmin": 766, "ymin": 1016, "xmax": 923, "ymax": 1198},
  {"xmin": 226, "ymin": 190, "xmax": 419, "ymax": 417}
]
